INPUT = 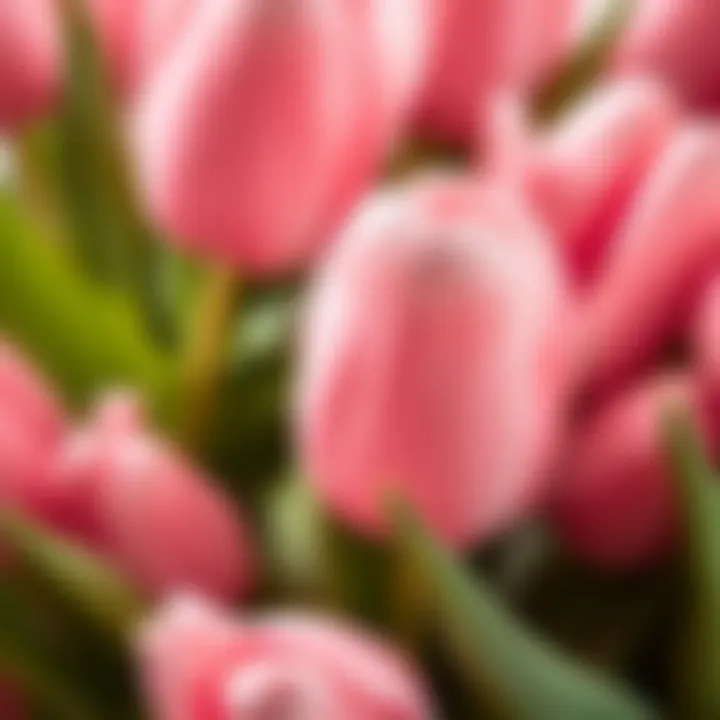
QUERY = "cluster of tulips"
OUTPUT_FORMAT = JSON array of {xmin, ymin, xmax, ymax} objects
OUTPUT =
[{"xmin": 2, "ymin": 0, "xmax": 720, "ymax": 718}]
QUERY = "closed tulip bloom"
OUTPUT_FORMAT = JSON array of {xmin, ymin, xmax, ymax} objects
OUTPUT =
[
  {"xmin": 297, "ymin": 174, "xmax": 569, "ymax": 547},
  {"xmin": 579, "ymin": 124, "xmax": 720, "ymax": 392},
  {"xmin": 88, "ymin": 0, "xmax": 142, "ymax": 93},
  {"xmin": 138, "ymin": 595, "xmax": 433, "ymax": 720},
  {"xmin": 50, "ymin": 393, "xmax": 256, "ymax": 601},
  {"xmin": 552, "ymin": 373, "xmax": 702, "ymax": 570},
  {"xmin": 0, "ymin": 682, "xmax": 26, "ymax": 720},
  {"xmin": 0, "ymin": 342, "xmax": 66, "ymax": 515},
  {"xmin": 692, "ymin": 277, "xmax": 720, "ymax": 450},
  {"xmin": 0, "ymin": 0, "xmax": 61, "ymax": 129},
  {"xmin": 132, "ymin": 0, "xmax": 352, "ymax": 274},
  {"xmin": 416, "ymin": 0, "xmax": 579, "ymax": 145},
  {"xmin": 320, "ymin": 0, "xmax": 438, "ymax": 235},
  {"xmin": 694, "ymin": 276, "xmax": 720, "ymax": 397},
  {"xmin": 134, "ymin": 0, "xmax": 432, "ymax": 275},
  {"xmin": 613, "ymin": 0, "xmax": 720, "ymax": 111},
  {"xmin": 515, "ymin": 79, "xmax": 679, "ymax": 283},
  {"xmin": 361, "ymin": 0, "xmax": 438, "ymax": 130},
  {"xmin": 137, "ymin": 0, "xmax": 200, "ymax": 83},
  {"xmin": 1, "ymin": 0, "xmax": 149, "ymax": 128}
]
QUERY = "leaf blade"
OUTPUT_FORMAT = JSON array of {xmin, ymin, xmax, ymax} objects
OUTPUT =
[
  {"xmin": 534, "ymin": 0, "xmax": 637, "ymax": 122},
  {"xmin": 392, "ymin": 503, "xmax": 659, "ymax": 720},
  {"xmin": 665, "ymin": 414, "xmax": 720, "ymax": 719}
]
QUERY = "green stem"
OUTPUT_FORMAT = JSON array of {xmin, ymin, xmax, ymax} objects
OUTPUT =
[
  {"xmin": 178, "ymin": 267, "xmax": 240, "ymax": 455},
  {"xmin": 393, "ymin": 540, "xmax": 431, "ymax": 656}
]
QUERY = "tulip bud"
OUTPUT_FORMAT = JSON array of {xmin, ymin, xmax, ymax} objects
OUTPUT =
[
  {"xmin": 552, "ymin": 373, "xmax": 705, "ymax": 570},
  {"xmin": 319, "ymin": 0, "xmax": 438, "ymax": 236},
  {"xmin": 517, "ymin": 79, "xmax": 679, "ymax": 283},
  {"xmin": 361, "ymin": 0, "xmax": 438, "ymax": 129},
  {"xmin": 87, "ymin": 0, "xmax": 142, "ymax": 94},
  {"xmin": 296, "ymin": 174, "xmax": 569, "ymax": 547},
  {"xmin": 613, "ymin": 0, "xmax": 720, "ymax": 112},
  {"xmin": 416, "ymin": 0, "xmax": 579, "ymax": 145},
  {"xmin": 694, "ymin": 277, "xmax": 720, "ymax": 397},
  {"xmin": 579, "ymin": 124, "xmax": 720, "ymax": 392},
  {"xmin": 0, "ymin": 681, "xmax": 25, "ymax": 720},
  {"xmin": 0, "ymin": 342, "xmax": 66, "ymax": 515},
  {"xmin": 0, "ymin": 0, "xmax": 61, "ymax": 129},
  {"xmin": 138, "ymin": 595, "xmax": 433, "ymax": 720},
  {"xmin": 50, "ymin": 392, "xmax": 256, "ymax": 600},
  {"xmin": 137, "ymin": 0, "xmax": 200, "ymax": 84},
  {"xmin": 133, "ymin": 0, "xmax": 431, "ymax": 275},
  {"xmin": 692, "ymin": 277, "xmax": 720, "ymax": 450}
]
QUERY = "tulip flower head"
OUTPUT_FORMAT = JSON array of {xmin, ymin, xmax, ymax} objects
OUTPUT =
[
  {"xmin": 0, "ymin": 0, "xmax": 146, "ymax": 129},
  {"xmin": 552, "ymin": 373, "xmax": 705, "ymax": 570},
  {"xmin": 318, "ymin": 0, "xmax": 438, "ymax": 237},
  {"xmin": 138, "ymin": 595, "xmax": 433, "ymax": 720},
  {"xmin": 0, "ymin": 0, "xmax": 61, "ymax": 129},
  {"xmin": 50, "ymin": 392, "xmax": 256, "ymax": 601},
  {"xmin": 483, "ymin": 80, "xmax": 720, "ymax": 397},
  {"xmin": 132, "ymin": 0, "xmax": 350, "ymax": 274},
  {"xmin": 694, "ymin": 276, "xmax": 720, "ymax": 397},
  {"xmin": 0, "ymin": 681, "xmax": 25, "ymax": 720},
  {"xmin": 0, "ymin": 342, "xmax": 66, "ymax": 515},
  {"xmin": 133, "ymin": 0, "xmax": 438, "ymax": 275},
  {"xmin": 511, "ymin": 79, "xmax": 680, "ymax": 284},
  {"xmin": 613, "ymin": 0, "xmax": 720, "ymax": 112},
  {"xmin": 87, "ymin": 0, "xmax": 143, "ymax": 93},
  {"xmin": 297, "ymin": 174, "xmax": 569, "ymax": 547},
  {"xmin": 416, "ymin": 0, "xmax": 579, "ymax": 145},
  {"xmin": 692, "ymin": 276, "xmax": 720, "ymax": 452},
  {"xmin": 137, "ymin": 0, "xmax": 201, "ymax": 83},
  {"xmin": 578, "ymin": 123, "xmax": 720, "ymax": 392}
]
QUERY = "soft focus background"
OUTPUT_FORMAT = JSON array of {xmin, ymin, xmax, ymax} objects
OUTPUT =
[{"xmin": 1, "ymin": 0, "xmax": 720, "ymax": 718}]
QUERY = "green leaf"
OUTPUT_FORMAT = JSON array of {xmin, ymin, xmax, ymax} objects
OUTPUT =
[
  {"xmin": 266, "ymin": 477, "xmax": 393, "ymax": 629},
  {"xmin": 265, "ymin": 477, "xmax": 326, "ymax": 600},
  {"xmin": 208, "ymin": 289, "xmax": 295, "ymax": 494},
  {"xmin": 0, "ymin": 510, "xmax": 145, "ymax": 642},
  {"xmin": 0, "ymin": 191, "xmax": 172, "ymax": 416},
  {"xmin": 519, "ymin": 552, "xmax": 674, "ymax": 673},
  {"xmin": 534, "ymin": 0, "xmax": 638, "ymax": 122},
  {"xmin": 392, "ymin": 503, "xmax": 659, "ymax": 720},
  {"xmin": 495, "ymin": 529, "xmax": 676, "ymax": 673},
  {"xmin": 0, "ymin": 581, "xmax": 106, "ymax": 720},
  {"xmin": 389, "ymin": 138, "xmax": 468, "ymax": 176},
  {"xmin": 55, "ymin": 0, "xmax": 174, "ymax": 344},
  {"xmin": 665, "ymin": 414, "xmax": 720, "ymax": 719}
]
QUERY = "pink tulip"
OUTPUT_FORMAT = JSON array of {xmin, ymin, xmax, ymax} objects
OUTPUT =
[
  {"xmin": 613, "ymin": 0, "xmax": 720, "ymax": 112},
  {"xmin": 578, "ymin": 124, "xmax": 720, "ymax": 392},
  {"xmin": 131, "ymin": 0, "xmax": 355, "ymax": 275},
  {"xmin": 87, "ymin": 0, "xmax": 142, "ymax": 94},
  {"xmin": 0, "ymin": 681, "xmax": 26, "ymax": 720},
  {"xmin": 507, "ymin": 79, "xmax": 679, "ymax": 284},
  {"xmin": 137, "ymin": 0, "xmax": 435, "ymax": 117},
  {"xmin": 482, "ymin": 83, "xmax": 720, "ymax": 396},
  {"xmin": 136, "ymin": 0, "xmax": 200, "ymax": 83},
  {"xmin": 416, "ymin": 0, "xmax": 580, "ymax": 146},
  {"xmin": 296, "ymin": 174, "xmax": 570, "ymax": 547},
  {"xmin": 552, "ymin": 373, "xmax": 704, "ymax": 570},
  {"xmin": 49, "ymin": 392, "xmax": 256, "ymax": 601},
  {"xmin": 0, "ymin": 0, "xmax": 61, "ymax": 129},
  {"xmin": 0, "ymin": 0, "xmax": 146, "ymax": 129},
  {"xmin": 360, "ymin": 0, "xmax": 438, "ymax": 129},
  {"xmin": 138, "ymin": 595, "xmax": 433, "ymax": 720},
  {"xmin": 319, "ymin": 0, "xmax": 438, "ymax": 236},
  {"xmin": 132, "ymin": 0, "xmax": 434, "ymax": 275},
  {"xmin": 0, "ymin": 342, "xmax": 66, "ymax": 515},
  {"xmin": 694, "ymin": 276, "xmax": 720, "ymax": 398},
  {"xmin": 692, "ymin": 277, "xmax": 720, "ymax": 454}
]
